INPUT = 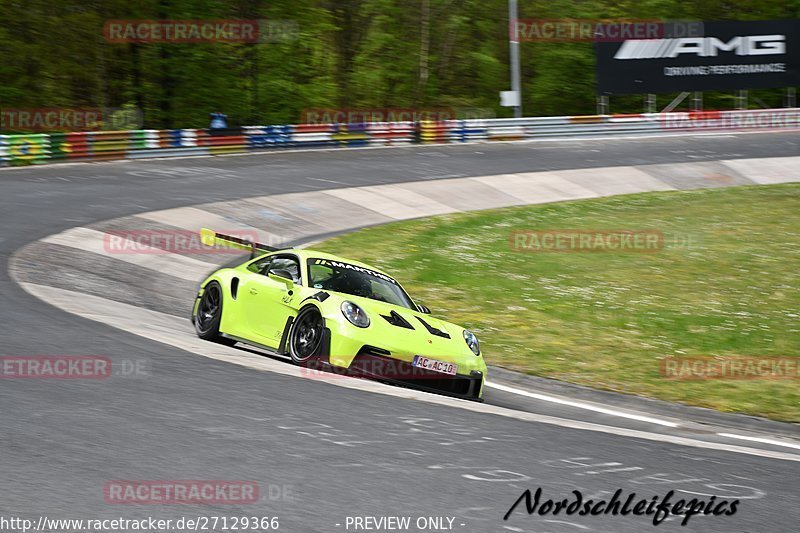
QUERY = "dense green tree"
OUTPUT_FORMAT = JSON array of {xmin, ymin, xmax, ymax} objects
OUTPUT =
[{"xmin": 0, "ymin": 0, "xmax": 796, "ymax": 131}]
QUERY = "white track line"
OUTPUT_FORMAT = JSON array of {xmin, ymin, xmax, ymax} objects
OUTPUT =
[
  {"xmin": 717, "ymin": 433, "xmax": 800, "ymax": 451},
  {"xmin": 486, "ymin": 381, "xmax": 679, "ymax": 427}
]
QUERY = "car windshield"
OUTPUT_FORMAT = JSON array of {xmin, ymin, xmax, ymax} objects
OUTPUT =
[{"xmin": 307, "ymin": 258, "xmax": 415, "ymax": 309}]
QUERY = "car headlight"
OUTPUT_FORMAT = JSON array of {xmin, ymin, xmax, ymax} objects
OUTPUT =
[
  {"xmin": 341, "ymin": 301, "xmax": 370, "ymax": 328},
  {"xmin": 463, "ymin": 329, "xmax": 481, "ymax": 356}
]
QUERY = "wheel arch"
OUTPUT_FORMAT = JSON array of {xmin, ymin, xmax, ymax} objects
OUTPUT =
[
  {"xmin": 194, "ymin": 269, "xmax": 238, "ymax": 330},
  {"xmin": 286, "ymin": 303, "xmax": 332, "ymax": 365}
]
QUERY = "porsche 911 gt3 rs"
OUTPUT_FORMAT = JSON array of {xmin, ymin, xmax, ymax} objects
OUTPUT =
[{"xmin": 191, "ymin": 229, "xmax": 486, "ymax": 400}]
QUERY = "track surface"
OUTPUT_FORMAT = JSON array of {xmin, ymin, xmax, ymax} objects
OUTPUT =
[{"xmin": 2, "ymin": 134, "xmax": 800, "ymax": 532}]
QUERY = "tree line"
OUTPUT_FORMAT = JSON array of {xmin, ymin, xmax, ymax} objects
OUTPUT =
[{"xmin": 0, "ymin": 0, "xmax": 797, "ymax": 130}]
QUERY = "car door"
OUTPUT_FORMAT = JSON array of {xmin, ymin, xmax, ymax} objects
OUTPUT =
[{"xmin": 241, "ymin": 254, "xmax": 302, "ymax": 348}]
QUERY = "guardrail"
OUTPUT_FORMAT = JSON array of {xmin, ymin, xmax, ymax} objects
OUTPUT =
[
  {"xmin": 1, "ymin": 109, "xmax": 798, "ymax": 166},
  {"xmin": 0, "ymin": 136, "xmax": 7, "ymax": 167}
]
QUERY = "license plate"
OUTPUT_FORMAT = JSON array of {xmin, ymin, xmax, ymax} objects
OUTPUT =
[{"xmin": 412, "ymin": 355, "xmax": 458, "ymax": 376}]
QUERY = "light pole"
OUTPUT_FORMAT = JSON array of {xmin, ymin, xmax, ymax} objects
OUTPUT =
[{"xmin": 508, "ymin": 0, "xmax": 523, "ymax": 117}]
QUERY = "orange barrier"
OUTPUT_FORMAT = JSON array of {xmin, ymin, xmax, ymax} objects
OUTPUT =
[
  {"xmin": 197, "ymin": 130, "xmax": 247, "ymax": 155},
  {"xmin": 569, "ymin": 115, "xmax": 605, "ymax": 124},
  {"xmin": 91, "ymin": 131, "xmax": 131, "ymax": 161}
]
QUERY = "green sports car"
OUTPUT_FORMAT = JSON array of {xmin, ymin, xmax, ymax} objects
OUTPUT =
[{"xmin": 191, "ymin": 229, "xmax": 486, "ymax": 400}]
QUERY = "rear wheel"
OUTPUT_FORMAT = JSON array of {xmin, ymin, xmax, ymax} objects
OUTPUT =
[
  {"xmin": 289, "ymin": 306, "xmax": 326, "ymax": 364},
  {"xmin": 194, "ymin": 282, "xmax": 236, "ymax": 346}
]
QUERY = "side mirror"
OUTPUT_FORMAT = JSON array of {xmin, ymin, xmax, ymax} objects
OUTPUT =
[
  {"xmin": 268, "ymin": 270, "xmax": 294, "ymax": 289},
  {"xmin": 416, "ymin": 303, "xmax": 431, "ymax": 314}
]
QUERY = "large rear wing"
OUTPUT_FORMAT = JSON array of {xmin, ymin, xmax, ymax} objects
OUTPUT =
[{"xmin": 200, "ymin": 228, "xmax": 284, "ymax": 258}]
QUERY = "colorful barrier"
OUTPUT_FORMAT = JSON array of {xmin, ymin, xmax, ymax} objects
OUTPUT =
[
  {"xmin": 446, "ymin": 120, "xmax": 489, "ymax": 143},
  {"xmin": 331, "ymin": 123, "xmax": 369, "ymax": 147},
  {"xmin": 245, "ymin": 125, "xmax": 292, "ymax": 149},
  {"xmin": 91, "ymin": 131, "xmax": 131, "ymax": 161},
  {"xmin": 292, "ymin": 124, "xmax": 335, "ymax": 147},
  {"xmin": 2, "ymin": 109, "xmax": 798, "ymax": 166},
  {"xmin": 420, "ymin": 121, "xmax": 449, "ymax": 144},
  {"xmin": 126, "ymin": 129, "xmax": 209, "ymax": 159},
  {"xmin": 0, "ymin": 135, "xmax": 8, "ymax": 167},
  {"xmin": 49, "ymin": 133, "xmax": 70, "ymax": 160},
  {"xmin": 366, "ymin": 122, "xmax": 415, "ymax": 145},
  {"xmin": 4, "ymin": 134, "xmax": 51, "ymax": 165},
  {"xmin": 128, "ymin": 130, "xmax": 153, "ymax": 150},
  {"xmin": 198, "ymin": 129, "xmax": 248, "ymax": 155}
]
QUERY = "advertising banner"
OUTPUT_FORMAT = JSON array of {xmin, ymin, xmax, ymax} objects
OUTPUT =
[{"xmin": 595, "ymin": 20, "xmax": 800, "ymax": 94}]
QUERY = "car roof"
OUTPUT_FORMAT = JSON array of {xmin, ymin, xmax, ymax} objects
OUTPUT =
[{"xmin": 277, "ymin": 249, "xmax": 393, "ymax": 278}]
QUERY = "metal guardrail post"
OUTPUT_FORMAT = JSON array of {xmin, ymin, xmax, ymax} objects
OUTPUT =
[
  {"xmin": 662, "ymin": 92, "xmax": 690, "ymax": 113},
  {"xmin": 785, "ymin": 88, "xmax": 796, "ymax": 108},
  {"xmin": 645, "ymin": 94, "xmax": 656, "ymax": 114},
  {"xmin": 735, "ymin": 90, "xmax": 748, "ymax": 110},
  {"xmin": 597, "ymin": 96, "xmax": 609, "ymax": 115},
  {"xmin": 692, "ymin": 92, "xmax": 703, "ymax": 111},
  {"xmin": 508, "ymin": 0, "xmax": 523, "ymax": 118}
]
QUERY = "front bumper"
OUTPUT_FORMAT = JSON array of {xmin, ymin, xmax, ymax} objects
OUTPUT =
[{"xmin": 343, "ymin": 346, "xmax": 485, "ymax": 401}]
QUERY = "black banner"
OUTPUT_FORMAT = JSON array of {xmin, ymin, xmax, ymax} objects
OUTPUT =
[{"xmin": 596, "ymin": 20, "xmax": 800, "ymax": 95}]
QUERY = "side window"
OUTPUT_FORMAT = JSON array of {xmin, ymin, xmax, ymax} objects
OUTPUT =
[
  {"xmin": 266, "ymin": 257, "xmax": 301, "ymax": 284},
  {"xmin": 247, "ymin": 256, "xmax": 272, "ymax": 274}
]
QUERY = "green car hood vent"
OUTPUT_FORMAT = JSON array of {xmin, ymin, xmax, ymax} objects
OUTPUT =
[
  {"xmin": 381, "ymin": 310, "xmax": 415, "ymax": 330},
  {"xmin": 416, "ymin": 316, "xmax": 451, "ymax": 339}
]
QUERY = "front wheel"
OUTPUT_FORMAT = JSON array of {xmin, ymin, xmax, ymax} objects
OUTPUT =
[
  {"xmin": 289, "ymin": 306, "xmax": 327, "ymax": 364},
  {"xmin": 194, "ymin": 281, "xmax": 236, "ymax": 346}
]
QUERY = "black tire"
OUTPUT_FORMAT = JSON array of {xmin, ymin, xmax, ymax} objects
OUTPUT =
[
  {"xmin": 194, "ymin": 281, "xmax": 236, "ymax": 346},
  {"xmin": 289, "ymin": 306, "xmax": 326, "ymax": 364}
]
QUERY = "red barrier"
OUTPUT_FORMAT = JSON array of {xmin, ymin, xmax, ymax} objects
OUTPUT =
[
  {"xmin": 66, "ymin": 132, "xmax": 92, "ymax": 159},
  {"xmin": 196, "ymin": 131, "xmax": 247, "ymax": 154},
  {"xmin": 293, "ymin": 124, "xmax": 335, "ymax": 133}
]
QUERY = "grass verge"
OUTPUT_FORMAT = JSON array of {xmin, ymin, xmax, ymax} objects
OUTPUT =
[{"xmin": 315, "ymin": 184, "xmax": 800, "ymax": 422}]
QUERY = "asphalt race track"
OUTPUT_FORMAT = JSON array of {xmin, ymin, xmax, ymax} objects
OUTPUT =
[{"xmin": 2, "ymin": 133, "xmax": 800, "ymax": 533}]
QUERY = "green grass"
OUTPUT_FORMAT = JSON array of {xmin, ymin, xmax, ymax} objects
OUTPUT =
[{"xmin": 315, "ymin": 184, "xmax": 800, "ymax": 422}]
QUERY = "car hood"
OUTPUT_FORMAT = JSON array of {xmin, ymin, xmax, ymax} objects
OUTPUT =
[{"xmin": 319, "ymin": 291, "xmax": 470, "ymax": 350}]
